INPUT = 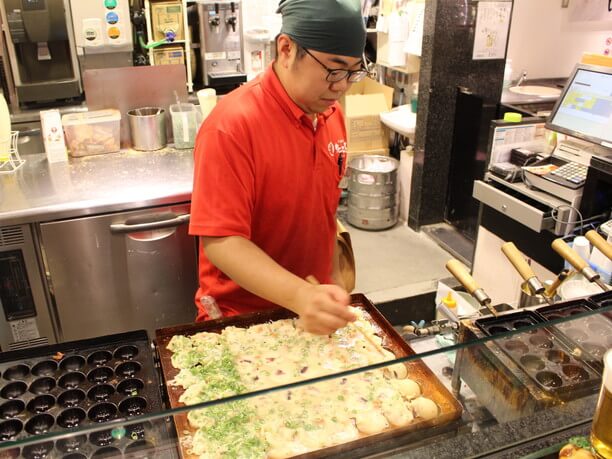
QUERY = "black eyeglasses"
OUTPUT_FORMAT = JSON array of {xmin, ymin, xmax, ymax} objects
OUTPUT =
[{"xmin": 301, "ymin": 47, "xmax": 369, "ymax": 83}]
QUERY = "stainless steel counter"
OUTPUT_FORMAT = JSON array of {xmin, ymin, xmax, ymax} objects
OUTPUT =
[{"xmin": 0, "ymin": 147, "xmax": 194, "ymax": 226}]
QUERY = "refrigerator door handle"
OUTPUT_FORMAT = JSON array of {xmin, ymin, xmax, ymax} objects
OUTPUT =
[{"xmin": 109, "ymin": 214, "xmax": 190, "ymax": 234}]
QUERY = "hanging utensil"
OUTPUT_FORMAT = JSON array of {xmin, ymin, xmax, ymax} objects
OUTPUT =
[
  {"xmin": 445, "ymin": 259, "xmax": 499, "ymax": 317},
  {"xmin": 544, "ymin": 268, "xmax": 571, "ymax": 300},
  {"xmin": 501, "ymin": 242, "xmax": 553, "ymax": 305},
  {"xmin": 585, "ymin": 230, "xmax": 612, "ymax": 261},
  {"xmin": 551, "ymin": 238, "xmax": 609, "ymax": 292}
]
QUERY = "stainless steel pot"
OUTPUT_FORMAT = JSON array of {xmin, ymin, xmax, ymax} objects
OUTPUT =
[{"xmin": 127, "ymin": 107, "xmax": 167, "ymax": 151}]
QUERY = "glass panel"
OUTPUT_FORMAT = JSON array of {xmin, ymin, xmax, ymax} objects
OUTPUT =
[{"xmin": 0, "ymin": 294, "xmax": 609, "ymax": 458}]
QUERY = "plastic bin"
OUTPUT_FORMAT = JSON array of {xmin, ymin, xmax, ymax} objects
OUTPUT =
[
  {"xmin": 62, "ymin": 109, "xmax": 121, "ymax": 157},
  {"xmin": 169, "ymin": 103, "xmax": 202, "ymax": 149}
]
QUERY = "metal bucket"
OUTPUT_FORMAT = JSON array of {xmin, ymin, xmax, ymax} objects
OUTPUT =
[
  {"xmin": 127, "ymin": 107, "xmax": 167, "ymax": 151},
  {"xmin": 347, "ymin": 155, "xmax": 399, "ymax": 230}
]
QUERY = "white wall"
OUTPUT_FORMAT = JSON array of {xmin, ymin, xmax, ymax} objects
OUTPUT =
[{"xmin": 506, "ymin": 0, "xmax": 612, "ymax": 81}]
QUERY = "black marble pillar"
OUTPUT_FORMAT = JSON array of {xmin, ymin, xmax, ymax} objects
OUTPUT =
[{"xmin": 408, "ymin": 0, "xmax": 512, "ymax": 230}]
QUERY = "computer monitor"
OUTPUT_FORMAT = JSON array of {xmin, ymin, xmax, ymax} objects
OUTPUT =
[{"xmin": 546, "ymin": 63, "xmax": 612, "ymax": 149}]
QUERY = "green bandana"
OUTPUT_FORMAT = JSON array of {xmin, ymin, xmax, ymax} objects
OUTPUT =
[{"xmin": 277, "ymin": 0, "xmax": 366, "ymax": 58}]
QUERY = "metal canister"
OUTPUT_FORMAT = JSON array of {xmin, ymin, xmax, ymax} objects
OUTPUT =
[
  {"xmin": 346, "ymin": 155, "xmax": 399, "ymax": 230},
  {"xmin": 127, "ymin": 107, "xmax": 167, "ymax": 151}
]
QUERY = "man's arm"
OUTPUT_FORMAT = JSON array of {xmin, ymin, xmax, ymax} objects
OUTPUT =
[{"xmin": 201, "ymin": 235, "xmax": 355, "ymax": 335}]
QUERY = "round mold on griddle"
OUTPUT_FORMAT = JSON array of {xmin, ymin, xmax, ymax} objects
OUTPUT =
[
  {"xmin": 487, "ymin": 325, "xmax": 509, "ymax": 335},
  {"xmin": 117, "ymin": 378, "xmax": 144, "ymax": 397},
  {"xmin": 545, "ymin": 350, "xmax": 570, "ymax": 364},
  {"xmin": 564, "ymin": 328, "xmax": 588, "ymax": 342},
  {"xmin": 27, "ymin": 394, "xmax": 56, "ymax": 414},
  {"xmin": 124, "ymin": 440, "xmax": 156, "ymax": 458},
  {"xmin": 535, "ymin": 371, "xmax": 563, "ymax": 388},
  {"xmin": 125, "ymin": 422, "xmax": 152, "ymax": 441},
  {"xmin": 31, "ymin": 360, "xmax": 58, "ymax": 377},
  {"xmin": 88, "ymin": 384, "xmax": 115, "ymax": 402},
  {"xmin": 59, "ymin": 355, "xmax": 86, "ymax": 372},
  {"xmin": 57, "ymin": 407, "xmax": 86, "ymax": 428},
  {"xmin": 587, "ymin": 321, "xmax": 608, "ymax": 334},
  {"xmin": 562, "ymin": 364, "xmax": 590, "ymax": 382},
  {"xmin": 89, "ymin": 429, "xmax": 115, "ymax": 447},
  {"xmin": 88, "ymin": 402, "xmax": 118, "ymax": 423},
  {"xmin": 119, "ymin": 396, "xmax": 147, "ymax": 417},
  {"xmin": 1, "ymin": 381, "xmax": 27, "ymax": 399},
  {"xmin": 582, "ymin": 343, "xmax": 606, "ymax": 359},
  {"xmin": 114, "ymin": 345, "xmax": 139, "ymax": 361},
  {"xmin": 25, "ymin": 413, "xmax": 55, "ymax": 435},
  {"xmin": 88, "ymin": 350, "xmax": 113, "ymax": 367},
  {"xmin": 22, "ymin": 441, "xmax": 54, "ymax": 459},
  {"xmin": 57, "ymin": 389, "xmax": 86, "ymax": 408},
  {"xmin": 63, "ymin": 454, "xmax": 88, "ymax": 459},
  {"xmin": 29, "ymin": 376, "xmax": 56, "ymax": 395},
  {"xmin": 0, "ymin": 399, "xmax": 25, "ymax": 418},
  {"xmin": 512, "ymin": 320, "xmax": 533, "ymax": 330},
  {"xmin": 568, "ymin": 308, "xmax": 585, "ymax": 315},
  {"xmin": 56, "ymin": 434, "xmax": 87, "ymax": 453},
  {"xmin": 503, "ymin": 340, "xmax": 529, "ymax": 355},
  {"xmin": 91, "ymin": 446, "xmax": 122, "ymax": 458},
  {"xmin": 520, "ymin": 355, "xmax": 545, "ymax": 372},
  {"xmin": 115, "ymin": 361, "xmax": 142, "ymax": 379},
  {"xmin": 58, "ymin": 371, "xmax": 86, "ymax": 390},
  {"xmin": 529, "ymin": 335, "xmax": 553, "ymax": 349},
  {"xmin": 546, "ymin": 313, "xmax": 564, "ymax": 321},
  {"xmin": 0, "ymin": 418, "xmax": 23, "ymax": 440},
  {"xmin": 2, "ymin": 364, "xmax": 30, "ymax": 381},
  {"xmin": 87, "ymin": 367, "xmax": 114, "ymax": 384},
  {"xmin": 599, "ymin": 299, "xmax": 612, "ymax": 308}
]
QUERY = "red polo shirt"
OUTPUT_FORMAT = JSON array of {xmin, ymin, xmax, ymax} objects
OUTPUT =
[{"xmin": 189, "ymin": 65, "xmax": 348, "ymax": 320}]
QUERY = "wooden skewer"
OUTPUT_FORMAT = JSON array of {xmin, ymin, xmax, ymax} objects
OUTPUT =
[{"xmin": 305, "ymin": 275, "xmax": 385, "ymax": 356}]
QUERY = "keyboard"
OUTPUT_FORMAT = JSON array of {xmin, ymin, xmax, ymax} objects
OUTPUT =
[{"xmin": 549, "ymin": 162, "xmax": 588, "ymax": 185}]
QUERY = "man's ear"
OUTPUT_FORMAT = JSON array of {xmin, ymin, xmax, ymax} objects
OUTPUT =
[{"xmin": 276, "ymin": 34, "xmax": 295, "ymax": 68}]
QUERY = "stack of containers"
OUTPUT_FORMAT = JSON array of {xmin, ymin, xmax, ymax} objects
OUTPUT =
[{"xmin": 62, "ymin": 110, "xmax": 121, "ymax": 157}]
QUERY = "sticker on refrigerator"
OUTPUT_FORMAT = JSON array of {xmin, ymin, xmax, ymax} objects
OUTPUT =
[
  {"xmin": 205, "ymin": 51, "xmax": 226, "ymax": 60},
  {"xmin": 10, "ymin": 318, "xmax": 40, "ymax": 342}
]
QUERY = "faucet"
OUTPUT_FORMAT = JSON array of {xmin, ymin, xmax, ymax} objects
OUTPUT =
[{"xmin": 516, "ymin": 70, "xmax": 528, "ymax": 87}]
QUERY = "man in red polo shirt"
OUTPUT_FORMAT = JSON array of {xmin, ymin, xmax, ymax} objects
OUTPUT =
[{"xmin": 189, "ymin": 0, "xmax": 368, "ymax": 335}]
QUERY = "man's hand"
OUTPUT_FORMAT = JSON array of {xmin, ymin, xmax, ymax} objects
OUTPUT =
[{"xmin": 292, "ymin": 282, "xmax": 355, "ymax": 335}]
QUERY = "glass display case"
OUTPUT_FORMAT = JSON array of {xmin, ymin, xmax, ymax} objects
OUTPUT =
[{"xmin": 0, "ymin": 291, "xmax": 609, "ymax": 459}]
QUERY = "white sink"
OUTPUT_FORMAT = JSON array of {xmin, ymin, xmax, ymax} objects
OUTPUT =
[{"xmin": 508, "ymin": 85, "xmax": 561, "ymax": 98}]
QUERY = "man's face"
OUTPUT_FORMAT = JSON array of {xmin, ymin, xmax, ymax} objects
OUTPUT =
[{"xmin": 285, "ymin": 46, "xmax": 364, "ymax": 115}]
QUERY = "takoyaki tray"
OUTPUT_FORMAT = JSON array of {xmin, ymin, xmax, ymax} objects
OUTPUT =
[
  {"xmin": 587, "ymin": 290, "xmax": 612, "ymax": 319},
  {"xmin": 534, "ymin": 300, "xmax": 612, "ymax": 372},
  {"xmin": 0, "ymin": 330, "xmax": 174, "ymax": 458},
  {"xmin": 475, "ymin": 311, "xmax": 599, "ymax": 398}
]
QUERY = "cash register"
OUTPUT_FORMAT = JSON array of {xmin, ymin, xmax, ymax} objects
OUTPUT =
[{"xmin": 522, "ymin": 63, "xmax": 612, "ymax": 201}]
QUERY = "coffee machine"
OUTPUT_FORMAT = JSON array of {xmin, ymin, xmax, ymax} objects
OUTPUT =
[
  {"xmin": 197, "ymin": 0, "xmax": 246, "ymax": 93},
  {"xmin": 0, "ymin": 0, "xmax": 82, "ymax": 105}
]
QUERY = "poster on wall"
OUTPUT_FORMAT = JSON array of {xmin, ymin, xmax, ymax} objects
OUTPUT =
[{"xmin": 472, "ymin": 1, "xmax": 512, "ymax": 60}]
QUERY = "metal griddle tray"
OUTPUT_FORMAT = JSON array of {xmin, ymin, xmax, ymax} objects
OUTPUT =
[
  {"xmin": 155, "ymin": 294, "xmax": 464, "ymax": 459},
  {"xmin": 0, "ymin": 330, "xmax": 171, "ymax": 458},
  {"xmin": 534, "ymin": 300, "xmax": 612, "ymax": 373},
  {"xmin": 475, "ymin": 311, "xmax": 599, "ymax": 398}
]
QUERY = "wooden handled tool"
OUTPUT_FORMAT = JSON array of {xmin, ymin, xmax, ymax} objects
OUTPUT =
[
  {"xmin": 586, "ymin": 230, "xmax": 612, "ymax": 261},
  {"xmin": 552, "ymin": 239, "xmax": 609, "ymax": 292},
  {"xmin": 445, "ymin": 259, "xmax": 498, "ymax": 317},
  {"xmin": 501, "ymin": 242, "xmax": 552, "ymax": 304}
]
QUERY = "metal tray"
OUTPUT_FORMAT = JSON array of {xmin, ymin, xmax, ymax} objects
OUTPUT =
[
  {"xmin": 475, "ymin": 311, "xmax": 599, "ymax": 398},
  {"xmin": 0, "ymin": 330, "xmax": 174, "ymax": 458},
  {"xmin": 534, "ymin": 300, "xmax": 612, "ymax": 372},
  {"xmin": 155, "ymin": 294, "xmax": 463, "ymax": 459}
]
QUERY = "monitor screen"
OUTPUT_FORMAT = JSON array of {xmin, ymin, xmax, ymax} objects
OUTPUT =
[{"xmin": 546, "ymin": 64, "xmax": 612, "ymax": 148}]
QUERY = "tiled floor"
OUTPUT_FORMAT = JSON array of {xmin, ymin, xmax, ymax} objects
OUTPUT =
[{"xmin": 345, "ymin": 221, "xmax": 455, "ymax": 304}]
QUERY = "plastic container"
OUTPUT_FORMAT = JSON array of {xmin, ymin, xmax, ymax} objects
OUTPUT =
[
  {"xmin": 62, "ymin": 109, "xmax": 121, "ymax": 157},
  {"xmin": 197, "ymin": 89, "xmax": 217, "ymax": 120},
  {"xmin": 0, "ymin": 93, "xmax": 11, "ymax": 160},
  {"xmin": 169, "ymin": 103, "xmax": 202, "ymax": 149}
]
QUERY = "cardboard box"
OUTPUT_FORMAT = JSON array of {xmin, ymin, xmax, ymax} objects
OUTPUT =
[{"xmin": 341, "ymin": 79, "xmax": 394, "ymax": 153}]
